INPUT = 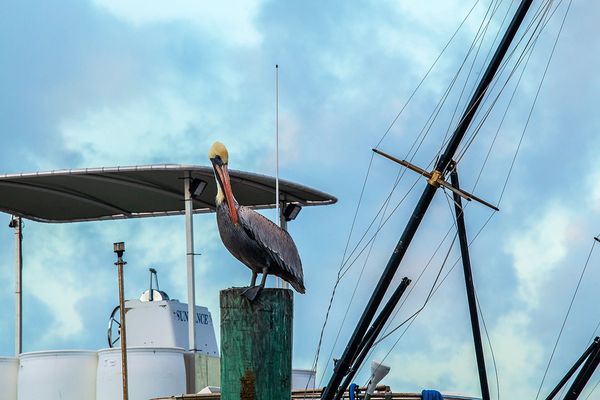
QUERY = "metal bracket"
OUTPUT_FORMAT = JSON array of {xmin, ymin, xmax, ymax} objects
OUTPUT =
[{"xmin": 372, "ymin": 148, "xmax": 499, "ymax": 212}]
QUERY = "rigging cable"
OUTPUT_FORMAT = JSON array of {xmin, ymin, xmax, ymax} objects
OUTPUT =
[
  {"xmin": 438, "ymin": 0, "xmax": 554, "ymax": 164},
  {"xmin": 454, "ymin": 0, "xmax": 563, "ymax": 166},
  {"xmin": 313, "ymin": 0, "xmax": 563, "ymax": 391},
  {"xmin": 372, "ymin": 0, "xmax": 556, "ymax": 353},
  {"xmin": 441, "ymin": 0, "xmax": 507, "ymax": 149},
  {"xmin": 475, "ymin": 289, "xmax": 501, "ymax": 400},
  {"xmin": 307, "ymin": 3, "xmax": 487, "ymax": 383},
  {"xmin": 438, "ymin": 0, "xmax": 555, "ymax": 164},
  {"xmin": 375, "ymin": 0, "xmax": 482, "ymax": 149},
  {"xmin": 361, "ymin": 212, "xmax": 460, "ymax": 378},
  {"xmin": 336, "ymin": 0, "xmax": 503, "ymax": 283},
  {"xmin": 535, "ymin": 237, "xmax": 594, "ymax": 400},
  {"xmin": 353, "ymin": 0, "xmax": 566, "ymax": 379}
]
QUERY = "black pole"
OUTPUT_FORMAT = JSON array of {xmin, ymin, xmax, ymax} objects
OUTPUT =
[
  {"xmin": 450, "ymin": 167, "xmax": 490, "ymax": 400},
  {"xmin": 563, "ymin": 338, "xmax": 600, "ymax": 400},
  {"xmin": 544, "ymin": 338, "xmax": 600, "ymax": 400},
  {"xmin": 333, "ymin": 278, "xmax": 411, "ymax": 400},
  {"xmin": 320, "ymin": 2, "xmax": 533, "ymax": 398}
]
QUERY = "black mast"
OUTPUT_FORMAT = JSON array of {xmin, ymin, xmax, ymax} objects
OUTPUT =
[
  {"xmin": 450, "ymin": 166, "xmax": 490, "ymax": 400},
  {"xmin": 545, "ymin": 338, "xmax": 600, "ymax": 400},
  {"xmin": 334, "ymin": 278, "xmax": 411, "ymax": 400},
  {"xmin": 563, "ymin": 337, "xmax": 600, "ymax": 400},
  {"xmin": 320, "ymin": 1, "xmax": 534, "ymax": 399}
]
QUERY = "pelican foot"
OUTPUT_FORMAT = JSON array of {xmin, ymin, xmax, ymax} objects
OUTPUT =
[{"xmin": 241, "ymin": 286, "xmax": 262, "ymax": 301}]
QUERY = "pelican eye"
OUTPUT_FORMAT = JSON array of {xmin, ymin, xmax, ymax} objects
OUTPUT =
[{"xmin": 211, "ymin": 155, "xmax": 224, "ymax": 166}]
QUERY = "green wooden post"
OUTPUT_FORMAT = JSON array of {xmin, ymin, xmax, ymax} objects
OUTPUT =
[{"xmin": 221, "ymin": 288, "xmax": 293, "ymax": 400}]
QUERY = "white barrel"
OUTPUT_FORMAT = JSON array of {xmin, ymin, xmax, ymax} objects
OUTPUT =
[
  {"xmin": 0, "ymin": 357, "xmax": 18, "ymax": 400},
  {"xmin": 18, "ymin": 350, "xmax": 97, "ymax": 400},
  {"xmin": 292, "ymin": 368, "xmax": 316, "ymax": 390},
  {"xmin": 97, "ymin": 347, "xmax": 186, "ymax": 400}
]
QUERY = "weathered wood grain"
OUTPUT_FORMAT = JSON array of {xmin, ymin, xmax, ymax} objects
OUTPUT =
[{"xmin": 220, "ymin": 288, "xmax": 293, "ymax": 400}]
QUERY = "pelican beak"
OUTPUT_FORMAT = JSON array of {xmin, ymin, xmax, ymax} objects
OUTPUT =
[{"xmin": 214, "ymin": 163, "xmax": 238, "ymax": 225}]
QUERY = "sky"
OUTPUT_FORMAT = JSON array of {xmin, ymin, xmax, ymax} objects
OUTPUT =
[{"xmin": 1, "ymin": 0, "xmax": 600, "ymax": 398}]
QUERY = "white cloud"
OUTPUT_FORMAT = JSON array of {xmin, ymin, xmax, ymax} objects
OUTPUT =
[
  {"xmin": 491, "ymin": 311, "xmax": 544, "ymax": 398},
  {"xmin": 586, "ymin": 164, "xmax": 600, "ymax": 214},
  {"xmin": 91, "ymin": 0, "xmax": 263, "ymax": 47},
  {"xmin": 57, "ymin": 89, "xmax": 273, "ymax": 170},
  {"xmin": 505, "ymin": 203, "xmax": 578, "ymax": 308},
  {"xmin": 24, "ymin": 225, "xmax": 107, "ymax": 343}
]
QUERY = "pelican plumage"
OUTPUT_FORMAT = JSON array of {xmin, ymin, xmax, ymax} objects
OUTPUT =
[{"xmin": 209, "ymin": 141, "xmax": 305, "ymax": 300}]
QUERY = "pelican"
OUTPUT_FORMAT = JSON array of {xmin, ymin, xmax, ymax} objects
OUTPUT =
[{"xmin": 209, "ymin": 141, "xmax": 305, "ymax": 300}]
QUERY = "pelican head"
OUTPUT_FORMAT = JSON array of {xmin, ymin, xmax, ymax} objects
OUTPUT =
[{"xmin": 209, "ymin": 141, "xmax": 238, "ymax": 225}]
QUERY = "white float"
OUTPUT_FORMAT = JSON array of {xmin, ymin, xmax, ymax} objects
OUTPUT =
[
  {"xmin": 0, "ymin": 357, "xmax": 18, "ymax": 400},
  {"xmin": 17, "ymin": 350, "xmax": 97, "ymax": 400},
  {"xmin": 96, "ymin": 347, "xmax": 186, "ymax": 400}
]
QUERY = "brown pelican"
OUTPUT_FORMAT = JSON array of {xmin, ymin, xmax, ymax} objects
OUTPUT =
[{"xmin": 208, "ymin": 141, "xmax": 305, "ymax": 300}]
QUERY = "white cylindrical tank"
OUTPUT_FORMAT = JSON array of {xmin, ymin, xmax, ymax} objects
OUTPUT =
[
  {"xmin": 0, "ymin": 357, "xmax": 18, "ymax": 400},
  {"xmin": 292, "ymin": 368, "xmax": 316, "ymax": 390},
  {"xmin": 97, "ymin": 347, "xmax": 186, "ymax": 400},
  {"xmin": 18, "ymin": 350, "xmax": 97, "ymax": 400}
]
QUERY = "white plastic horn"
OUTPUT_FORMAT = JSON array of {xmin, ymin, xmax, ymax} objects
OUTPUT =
[{"xmin": 365, "ymin": 360, "xmax": 391, "ymax": 397}]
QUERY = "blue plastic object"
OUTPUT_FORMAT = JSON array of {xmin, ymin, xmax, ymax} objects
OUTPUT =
[
  {"xmin": 349, "ymin": 383, "xmax": 359, "ymax": 400},
  {"xmin": 422, "ymin": 389, "xmax": 443, "ymax": 400}
]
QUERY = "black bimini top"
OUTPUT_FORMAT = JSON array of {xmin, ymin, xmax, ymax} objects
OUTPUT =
[{"xmin": 0, "ymin": 164, "xmax": 337, "ymax": 223}]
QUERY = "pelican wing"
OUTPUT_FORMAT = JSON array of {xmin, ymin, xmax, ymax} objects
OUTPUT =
[{"xmin": 237, "ymin": 206, "xmax": 305, "ymax": 292}]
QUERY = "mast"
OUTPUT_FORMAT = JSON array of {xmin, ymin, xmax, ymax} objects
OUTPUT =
[
  {"xmin": 450, "ymin": 166, "xmax": 490, "ymax": 400},
  {"xmin": 320, "ymin": 1, "xmax": 534, "ymax": 398},
  {"xmin": 545, "ymin": 338, "xmax": 600, "ymax": 400}
]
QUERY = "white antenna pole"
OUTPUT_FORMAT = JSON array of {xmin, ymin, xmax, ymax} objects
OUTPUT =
[
  {"xmin": 275, "ymin": 64, "xmax": 280, "ymax": 227},
  {"xmin": 275, "ymin": 64, "xmax": 282, "ymax": 289}
]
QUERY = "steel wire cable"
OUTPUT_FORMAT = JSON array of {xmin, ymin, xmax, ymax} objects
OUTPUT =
[
  {"xmin": 435, "ymin": 0, "xmax": 555, "ymax": 163},
  {"xmin": 308, "ymin": 4, "xmax": 489, "ymax": 382},
  {"xmin": 371, "ymin": 0, "xmax": 555, "ymax": 349},
  {"xmin": 354, "ymin": 8, "xmax": 562, "ymax": 379},
  {"xmin": 335, "ymin": 0, "xmax": 504, "ymax": 283},
  {"xmin": 312, "ymin": 0, "xmax": 561, "ymax": 392},
  {"xmin": 441, "ymin": 0, "xmax": 508, "ymax": 149},
  {"xmin": 454, "ymin": 0, "xmax": 561, "ymax": 165},
  {"xmin": 535, "ymin": 237, "xmax": 594, "ymax": 399}
]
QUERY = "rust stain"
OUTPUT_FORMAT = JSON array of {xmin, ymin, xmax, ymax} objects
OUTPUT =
[{"xmin": 240, "ymin": 369, "xmax": 256, "ymax": 400}]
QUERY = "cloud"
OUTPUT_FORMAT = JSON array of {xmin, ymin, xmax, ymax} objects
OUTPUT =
[
  {"xmin": 491, "ymin": 311, "xmax": 544, "ymax": 398},
  {"xmin": 23, "ymin": 225, "xmax": 106, "ymax": 344},
  {"xmin": 58, "ymin": 88, "xmax": 274, "ymax": 170},
  {"xmin": 91, "ymin": 0, "xmax": 263, "ymax": 47},
  {"xmin": 505, "ymin": 203, "xmax": 578, "ymax": 308}
]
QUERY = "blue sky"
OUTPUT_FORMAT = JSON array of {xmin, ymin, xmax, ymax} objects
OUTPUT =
[{"xmin": 1, "ymin": 0, "xmax": 600, "ymax": 398}]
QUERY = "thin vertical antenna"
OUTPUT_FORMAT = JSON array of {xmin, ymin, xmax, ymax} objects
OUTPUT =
[
  {"xmin": 275, "ymin": 64, "xmax": 281, "ymax": 288},
  {"xmin": 275, "ymin": 64, "xmax": 280, "ymax": 226}
]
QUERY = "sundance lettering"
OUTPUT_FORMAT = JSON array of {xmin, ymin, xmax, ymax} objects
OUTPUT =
[{"xmin": 173, "ymin": 310, "xmax": 210, "ymax": 324}]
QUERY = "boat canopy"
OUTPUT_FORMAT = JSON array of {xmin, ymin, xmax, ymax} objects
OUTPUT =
[{"xmin": 0, "ymin": 164, "xmax": 337, "ymax": 223}]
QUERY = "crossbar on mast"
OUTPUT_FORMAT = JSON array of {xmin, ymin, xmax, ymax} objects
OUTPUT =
[{"xmin": 372, "ymin": 148, "xmax": 499, "ymax": 212}]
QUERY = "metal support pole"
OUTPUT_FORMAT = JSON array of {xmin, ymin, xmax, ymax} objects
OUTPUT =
[
  {"xmin": 545, "ymin": 338, "xmax": 600, "ymax": 400},
  {"xmin": 320, "ymin": 2, "xmax": 533, "ymax": 398},
  {"xmin": 113, "ymin": 242, "xmax": 129, "ymax": 400},
  {"xmin": 334, "ymin": 278, "xmax": 411, "ymax": 400},
  {"xmin": 12, "ymin": 216, "xmax": 23, "ymax": 355},
  {"xmin": 450, "ymin": 167, "xmax": 490, "ymax": 400},
  {"xmin": 563, "ymin": 338, "xmax": 600, "ymax": 400},
  {"xmin": 184, "ymin": 172, "xmax": 197, "ymax": 352}
]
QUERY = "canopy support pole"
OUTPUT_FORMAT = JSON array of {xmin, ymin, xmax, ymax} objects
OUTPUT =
[
  {"xmin": 12, "ymin": 216, "xmax": 23, "ymax": 355},
  {"xmin": 184, "ymin": 172, "xmax": 197, "ymax": 352}
]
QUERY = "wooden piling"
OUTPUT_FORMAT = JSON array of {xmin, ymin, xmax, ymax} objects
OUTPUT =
[{"xmin": 220, "ymin": 288, "xmax": 293, "ymax": 400}]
